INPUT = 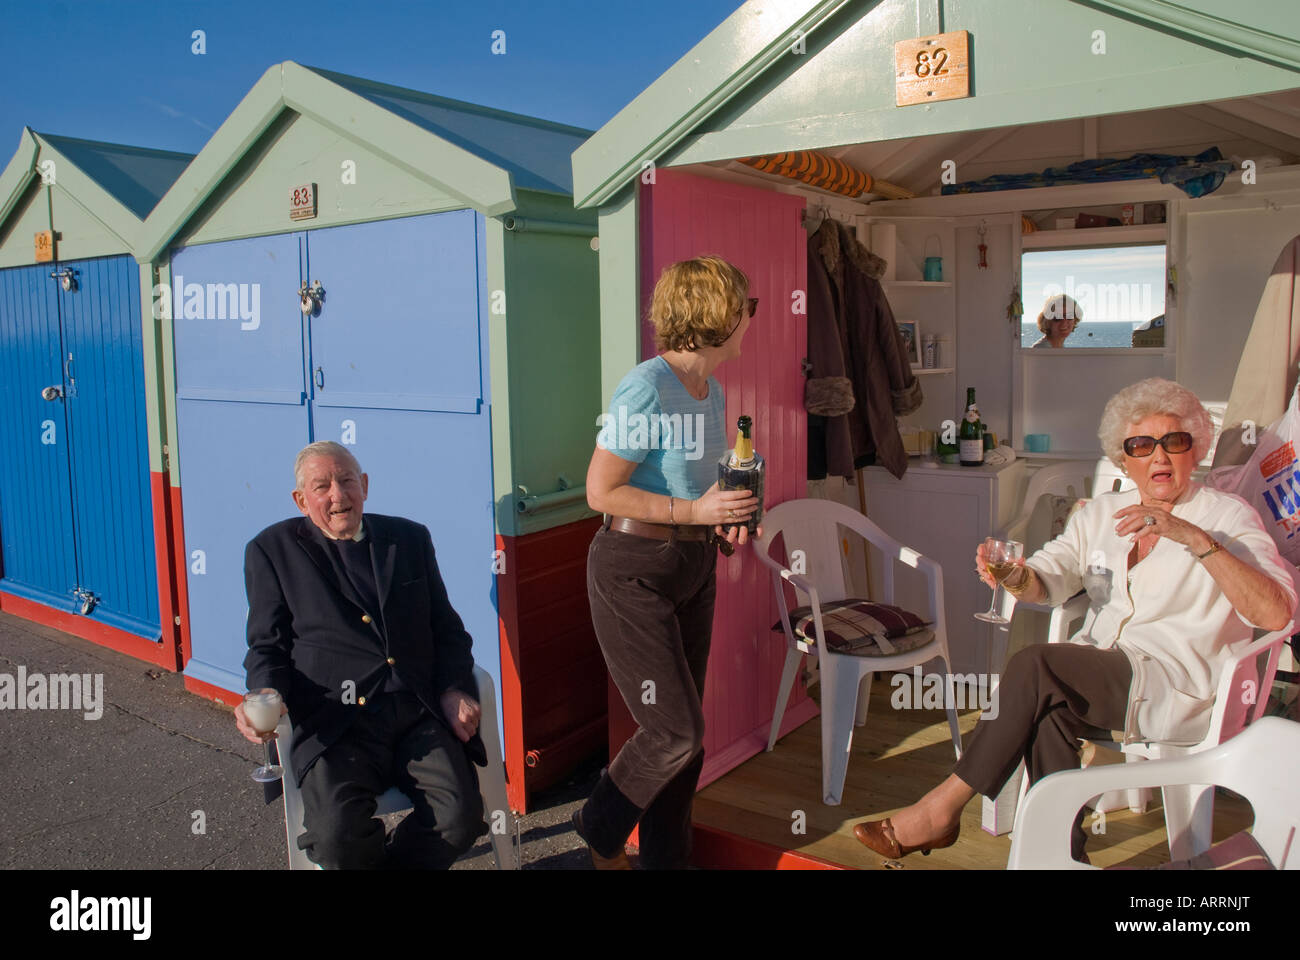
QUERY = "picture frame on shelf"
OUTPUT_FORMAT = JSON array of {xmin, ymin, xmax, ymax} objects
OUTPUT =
[{"xmin": 898, "ymin": 320, "xmax": 920, "ymax": 366}]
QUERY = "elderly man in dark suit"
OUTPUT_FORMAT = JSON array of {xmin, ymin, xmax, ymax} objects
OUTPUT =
[{"xmin": 233, "ymin": 441, "xmax": 486, "ymax": 869}]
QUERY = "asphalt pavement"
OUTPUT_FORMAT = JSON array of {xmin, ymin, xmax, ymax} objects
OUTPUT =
[{"xmin": 0, "ymin": 609, "xmax": 614, "ymax": 870}]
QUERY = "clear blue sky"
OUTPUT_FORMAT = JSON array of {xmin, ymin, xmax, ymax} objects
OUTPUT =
[{"xmin": 0, "ymin": 0, "xmax": 746, "ymax": 155}]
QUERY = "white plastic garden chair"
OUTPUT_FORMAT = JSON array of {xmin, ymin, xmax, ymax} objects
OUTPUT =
[
  {"xmin": 276, "ymin": 664, "xmax": 518, "ymax": 869},
  {"xmin": 1009, "ymin": 593, "xmax": 1292, "ymax": 860},
  {"xmin": 1008, "ymin": 716, "xmax": 1300, "ymax": 870},
  {"xmin": 758, "ymin": 498, "xmax": 962, "ymax": 806},
  {"xmin": 991, "ymin": 460, "xmax": 1096, "ymax": 642}
]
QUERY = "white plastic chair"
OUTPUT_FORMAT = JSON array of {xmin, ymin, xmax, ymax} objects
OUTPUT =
[
  {"xmin": 1008, "ymin": 716, "xmax": 1300, "ymax": 870},
  {"xmin": 758, "ymin": 498, "xmax": 962, "ymax": 806},
  {"xmin": 277, "ymin": 664, "xmax": 519, "ymax": 870},
  {"xmin": 992, "ymin": 460, "xmax": 1096, "ymax": 641},
  {"xmin": 1011, "ymin": 594, "xmax": 1292, "ymax": 860},
  {"xmin": 1091, "ymin": 456, "xmax": 1134, "ymax": 497}
]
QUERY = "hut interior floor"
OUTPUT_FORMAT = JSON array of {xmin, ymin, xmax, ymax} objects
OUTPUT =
[{"xmin": 692, "ymin": 674, "xmax": 1253, "ymax": 870}]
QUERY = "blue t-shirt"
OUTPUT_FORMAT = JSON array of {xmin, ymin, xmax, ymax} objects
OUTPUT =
[{"xmin": 598, "ymin": 355, "xmax": 727, "ymax": 500}]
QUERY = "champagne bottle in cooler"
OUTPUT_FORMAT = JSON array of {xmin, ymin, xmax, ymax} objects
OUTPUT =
[
  {"xmin": 959, "ymin": 387, "xmax": 984, "ymax": 467},
  {"xmin": 718, "ymin": 414, "xmax": 765, "ymax": 535}
]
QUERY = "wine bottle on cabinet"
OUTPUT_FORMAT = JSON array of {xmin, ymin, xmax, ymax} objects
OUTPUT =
[
  {"xmin": 718, "ymin": 414, "xmax": 766, "ymax": 534},
  {"xmin": 959, "ymin": 387, "xmax": 984, "ymax": 467}
]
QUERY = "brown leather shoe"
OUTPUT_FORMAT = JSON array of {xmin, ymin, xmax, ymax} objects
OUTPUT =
[
  {"xmin": 590, "ymin": 846, "xmax": 633, "ymax": 870},
  {"xmin": 572, "ymin": 808, "xmax": 632, "ymax": 870},
  {"xmin": 853, "ymin": 817, "xmax": 960, "ymax": 859}
]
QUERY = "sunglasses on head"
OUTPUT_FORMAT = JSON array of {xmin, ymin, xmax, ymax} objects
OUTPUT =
[
  {"xmin": 1122, "ymin": 431, "xmax": 1193, "ymax": 457},
  {"xmin": 744, "ymin": 297, "xmax": 759, "ymax": 318}
]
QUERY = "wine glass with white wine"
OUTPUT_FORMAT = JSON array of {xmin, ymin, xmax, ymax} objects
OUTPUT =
[
  {"xmin": 974, "ymin": 537, "xmax": 1024, "ymax": 624},
  {"xmin": 243, "ymin": 688, "xmax": 284, "ymax": 782}
]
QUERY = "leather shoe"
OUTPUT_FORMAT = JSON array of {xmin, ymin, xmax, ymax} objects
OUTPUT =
[
  {"xmin": 572, "ymin": 808, "xmax": 632, "ymax": 870},
  {"xmin": 853, "ymin": 817, "xmax": 960, "ymax": 859}
]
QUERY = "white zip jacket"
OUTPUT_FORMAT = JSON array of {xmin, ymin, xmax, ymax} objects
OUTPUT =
[{"xmin": 1025, "ymin": 482, "xmax": 1297, "ymax": 745}]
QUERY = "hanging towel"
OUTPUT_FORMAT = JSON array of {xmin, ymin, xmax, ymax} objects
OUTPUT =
[{"xmin": 1212, "ymin": 235, "xmax": 1300, "ymax": 469}]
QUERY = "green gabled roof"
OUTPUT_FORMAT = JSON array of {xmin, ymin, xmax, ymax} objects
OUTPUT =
[
  {"xmin": 36, "ymin": 133, "xmax": 194, "ymax": 219},
  {"xmin": 304, "ymin": 66, "xmax": 591, "ymax": 196},
  {"xmin": 571, "ymin": 0, "xmax": 1300, "ymax": 209},
  {"xmin": 140, "ymin": 61, "xmax": 591, "ymax": 261},
  {"xmin": 0, "ymin": 128, "xmax": 194, "ymax": 251}
]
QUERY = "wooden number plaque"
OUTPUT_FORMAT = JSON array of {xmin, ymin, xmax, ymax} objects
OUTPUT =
[
  {"xmin": 34, "ymin": 229, "xmax": 54, "ymax": 263},
  {"xmin": 895, "ymin": 31, "xmax": 970, "ymax": 107}
]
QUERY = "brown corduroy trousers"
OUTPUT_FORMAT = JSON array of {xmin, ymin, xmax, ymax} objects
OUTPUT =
[{"xmin": 580, "ymin": 521, "xmax": 718, "ymax": 869}]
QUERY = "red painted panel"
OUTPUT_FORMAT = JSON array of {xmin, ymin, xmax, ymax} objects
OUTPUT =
[
  {"xmin": 150, "ymin": 471, "xmax": 182, "ymax": 668},
  {"xmin": 690, "ymin": 823, "xmax": 848, "ymax": 870},
  {"xmin": 613, "ymin": 169, "xmax": 809, "ymax": 789},
  {"xmin": 0, "ymin": 590, "xmax": 174, "ymax": 669},
  {"xmin": 169, "ymin": 485, "xmax": 195, "ymax": 667},
  {"xmin": 498, "ymin": 516, "xmax": 605, "ymax": 813},
  {"xmin": 184, "ymin": 674, "xmax": 242, "ymax": 707}
]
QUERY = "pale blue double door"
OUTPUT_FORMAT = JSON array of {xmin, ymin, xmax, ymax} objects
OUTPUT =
[{"xmin": 172, "ymin": 210, "xmax": 497, "ymax": 694}]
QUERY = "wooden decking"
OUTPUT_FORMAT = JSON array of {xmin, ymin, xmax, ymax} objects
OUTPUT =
[{"xmin": 692, "ymin": 675, "xmax": 1252, "ymax": 869}]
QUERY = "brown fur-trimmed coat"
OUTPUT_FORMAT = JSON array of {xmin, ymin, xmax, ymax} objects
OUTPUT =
[{"xmin": 807, "ymin": 219, "xmax": 922, "ymax": 479}]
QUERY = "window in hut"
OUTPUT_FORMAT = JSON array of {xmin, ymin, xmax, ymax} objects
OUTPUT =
[{"xmin": 1020, "ymin": 244, "xmax": 1167, "ymax": 349}]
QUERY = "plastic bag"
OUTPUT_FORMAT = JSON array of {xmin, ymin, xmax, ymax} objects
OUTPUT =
[{"xmin": 1206, "ymin": 386, "xmax": 1300, "ymax": 566}]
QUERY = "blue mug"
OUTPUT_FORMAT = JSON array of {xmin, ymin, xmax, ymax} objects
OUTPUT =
[
  {"xmin": 1024, "ymin": 434, "xmax": 1051, "ymax": 452},
  {"xmin": 924, "ymin": 257, "xmax": 943, "ymax": 282}
]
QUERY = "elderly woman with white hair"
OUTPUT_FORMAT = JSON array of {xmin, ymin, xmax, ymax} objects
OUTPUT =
[{"xmin": 853, "ymin": 377, "xmax": 1297, "ymax": 863}]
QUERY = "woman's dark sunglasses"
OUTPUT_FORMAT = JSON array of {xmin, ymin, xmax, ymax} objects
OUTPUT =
[{"xmin": 1123, "ymin": 431, "xmax": 1193, "ymax": 457}]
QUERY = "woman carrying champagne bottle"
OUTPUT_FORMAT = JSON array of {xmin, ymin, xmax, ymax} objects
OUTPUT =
[{"xmin": 573, "ymin": 256, "xmax": 762, "ymax": 869}]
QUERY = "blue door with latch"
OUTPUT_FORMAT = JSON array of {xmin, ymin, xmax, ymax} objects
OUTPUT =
[
  {"xmin": 0, "ymin": 256, "xmax": 160, "ymax": 636},
  {"xmin": 172, "ymin": 210, "xmax": 496, "ymax": 695}
]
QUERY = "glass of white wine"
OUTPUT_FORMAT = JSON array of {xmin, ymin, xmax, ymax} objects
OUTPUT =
[
  {"xmin": 974, "ymin": 537, "xmax": 1024, "ymax": 624},
  {"xmin": 244, "ymin": 688, "xmax": 284, "ymax": 782}
]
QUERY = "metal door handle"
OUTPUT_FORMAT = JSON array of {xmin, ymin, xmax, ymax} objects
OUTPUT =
[{"xmin": 314, "ymin": 367, "xmax": 324, "ymax": 389}]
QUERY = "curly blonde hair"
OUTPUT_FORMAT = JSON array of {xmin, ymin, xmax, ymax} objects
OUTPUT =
[
  {"xmin": 649, "ymin": 257, "xmax": 749, "ymax": 352},
  {"xmin": 1098, "ymin": 378, "xmax": 1214, "ymax": 467}
]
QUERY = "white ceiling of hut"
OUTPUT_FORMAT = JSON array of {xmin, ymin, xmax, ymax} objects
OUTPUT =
[{"xmin": 715, "ymin": 88, "xmax": 1300, "ymax": 202}]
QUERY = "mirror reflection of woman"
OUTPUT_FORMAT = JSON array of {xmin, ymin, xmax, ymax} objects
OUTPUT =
[{"xmin": 1031, "ymin": 293, "xmax": 1082, "ymax": 348}]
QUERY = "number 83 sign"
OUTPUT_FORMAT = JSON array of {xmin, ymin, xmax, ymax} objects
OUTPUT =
[{"xmin": 895, "ymin": 31, "xmax": 970, "ymax": 107}]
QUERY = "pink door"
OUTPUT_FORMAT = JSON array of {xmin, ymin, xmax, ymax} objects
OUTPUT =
[{"xmin": 608, "ymin": 168, "xmax": 814, "ymax": 790}]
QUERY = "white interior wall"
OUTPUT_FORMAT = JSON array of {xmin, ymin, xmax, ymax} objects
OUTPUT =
[
  {"xmin": 1179, "ymin": 191, "xmax": 1300, "ymax": 406},
  {"xmin": 955, "ymin": 218, "xmax": 1016, "ymax": 443}
]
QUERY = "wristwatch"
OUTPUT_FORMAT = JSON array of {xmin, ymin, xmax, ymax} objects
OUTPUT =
[{"xmin": 1195, "ymin": 537, "xmax": 1223, "ymax": 560}]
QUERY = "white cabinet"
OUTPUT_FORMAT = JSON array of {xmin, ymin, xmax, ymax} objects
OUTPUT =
[{"xmin": 861, "ymin": 458, "xmax": 1025, "ymax": 678}]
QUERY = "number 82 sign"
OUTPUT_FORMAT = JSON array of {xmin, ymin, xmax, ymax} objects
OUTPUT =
[{"xmin": 895, "ymin": 31, "xmax": 970, "ymax": 107}]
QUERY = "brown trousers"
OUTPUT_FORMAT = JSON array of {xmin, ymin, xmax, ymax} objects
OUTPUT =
[
  {"xmin": 580, "ymin": 522, "xmax": 718, "ymax": 868},
  {"xmin": 954, "ymin": 643, "xmax": 1132, "ymax": 857}
]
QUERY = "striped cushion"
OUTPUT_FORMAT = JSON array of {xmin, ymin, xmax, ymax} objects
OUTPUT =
[{"xmin": 775, "ymin": 600, "xmax": 933, "ymax": 657}]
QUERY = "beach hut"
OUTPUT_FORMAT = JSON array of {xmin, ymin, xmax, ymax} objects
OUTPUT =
[
  {"xmin": 136, "ymin": 63, "xmax": 602, "ymax": 811},
  {"xmin": 0, "ymin": 130, "xmax": 192, "ymax": 668},
  {"xmin": 572, "ymin": 0, "xmax": 1300, "ymax": 866}
]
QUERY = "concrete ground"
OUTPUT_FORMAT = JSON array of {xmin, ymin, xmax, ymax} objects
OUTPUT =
[{"xmin": 0, "ymin": 609, "xmax": 618, "ymax": 870}]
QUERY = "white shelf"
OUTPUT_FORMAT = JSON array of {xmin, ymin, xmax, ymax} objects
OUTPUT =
[
  {"xmin": 1014, "ymin": 449, "xmax": 1100, "ymax": 461},
  {"xmin": 1021, "ymin": 223, "xmax": 1167, "ymax": 249},
  {"xmin": 911, "ymin": 366, "xmax": 955, "ymax": 375},
  {"xmin": 883, "ymin": 280, "xmax": 953, "ymax": 288}
]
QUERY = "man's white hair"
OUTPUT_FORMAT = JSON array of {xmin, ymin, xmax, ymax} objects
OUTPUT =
[{"xmin": 294, "ymin": 441, "xmax": 363, "ymax": 490}]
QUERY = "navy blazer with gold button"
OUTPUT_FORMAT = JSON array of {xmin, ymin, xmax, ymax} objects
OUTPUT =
[{"xmin": 243, "ymin": 513, "xmax": 485, "ymax": 786}]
